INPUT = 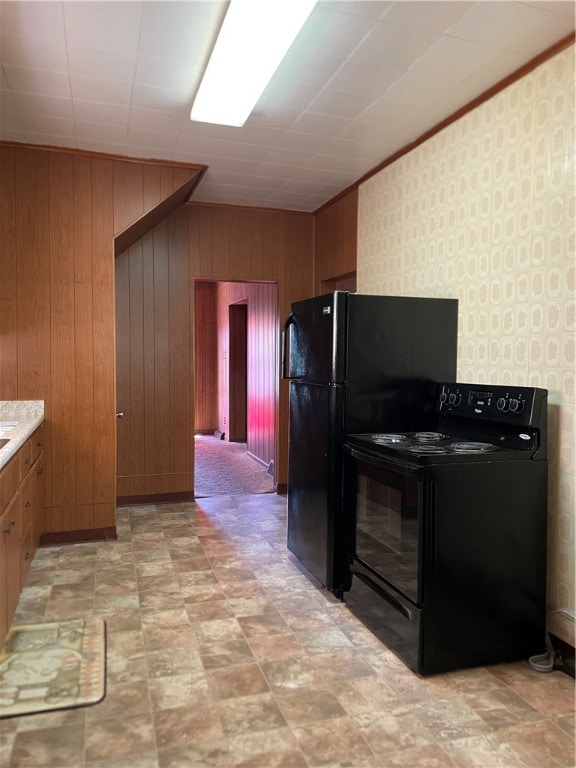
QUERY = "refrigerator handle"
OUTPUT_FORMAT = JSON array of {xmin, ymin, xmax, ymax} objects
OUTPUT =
[{"xmin": 281, "ymin": 313, "xmax": 296, "ymax": 380}]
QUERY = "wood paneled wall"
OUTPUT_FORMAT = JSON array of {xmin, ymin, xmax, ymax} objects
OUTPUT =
[
  {"xmin": 189, "ymin": 205, "xmax": 313, "ymax": 487},
  {"xmin": 0, "ymin": 145, "xmax": 201, "ymax": 533},
  {"xmin": 117, "ymin": 205, "xmax": 313, "ymax": 497},
  {"xmin": 194, "ymin": 281, "xmax": 218, "ymax": 432},
  {"xmin": 314, "ymin": 189, "xmax": 358, "ymax": 295},
  {"xmin": 1, "ymin": 144, "xmax": 316, "ymax": 526},
  {"xmin": 216, "ymin": 281, "xmax": 278, "ymax": 466},
  {"xmin": 115, "ymin": 216, "xmax": 193, "ymax": 497}
]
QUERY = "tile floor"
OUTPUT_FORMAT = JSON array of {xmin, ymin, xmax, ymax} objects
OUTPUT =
[{"xmin": 1, "ymin": 493, "xmax": 574, "ymax": 768}]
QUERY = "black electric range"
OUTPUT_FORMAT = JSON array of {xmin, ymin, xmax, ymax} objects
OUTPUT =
[{"xmin": 341, "ymin": 382, "xmax": 548, "ymax": 675}]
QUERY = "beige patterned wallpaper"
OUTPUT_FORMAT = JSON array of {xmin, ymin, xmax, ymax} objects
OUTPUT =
[{"xmin": 358, "ymin": 47, "xmax": 575, "ymax": 646}]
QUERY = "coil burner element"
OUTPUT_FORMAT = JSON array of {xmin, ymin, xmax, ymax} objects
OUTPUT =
[
  {"xmin": 414, "ymin": 431, "xmax": 446, "ymax": 442},
  {"xmin": 370, "ymin": 434, "xmax": 411, "ymax": 444},
  {"xmin": 449, "ymin": 441, "xmax": 497, "ymax": 453}
]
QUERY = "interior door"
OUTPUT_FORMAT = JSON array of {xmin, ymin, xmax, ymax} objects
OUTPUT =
[
  {"xmin": 229, "ymin": 302, "xmax": 247, "ymax": 442},
  {"xmin": 114, "ymin": 233, "xmax": 193, "ymax": 499}
]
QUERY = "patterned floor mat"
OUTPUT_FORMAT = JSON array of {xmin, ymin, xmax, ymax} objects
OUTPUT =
[{"xmin": 0, "ymin": 617, "xmax": 106, "ymax": 718}]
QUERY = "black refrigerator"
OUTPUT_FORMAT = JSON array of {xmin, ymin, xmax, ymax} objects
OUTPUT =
[{"xmin": 282, "ymin": 291, "xmax": 458, "ymax": 593}]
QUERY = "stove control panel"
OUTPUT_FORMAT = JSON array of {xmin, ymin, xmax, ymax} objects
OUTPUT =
[{"xmin": 438, "ymin": 383, "xmax": 547, "ymax": 427}]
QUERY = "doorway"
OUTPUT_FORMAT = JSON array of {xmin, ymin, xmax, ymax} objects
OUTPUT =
[{"xmin": 194, "ymin": 279, "xmax": 278, "ymax": 497}]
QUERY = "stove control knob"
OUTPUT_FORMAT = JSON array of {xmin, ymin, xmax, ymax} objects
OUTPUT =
[
  {"xmin": 448, "ymin": 393, "xmax": 457, "ymax": 405},
  {"xmin": 509, "ymin": 398, "xmax": 523, "ymax": 413},
  {"xmin": 496, "ymin": 397, "xmax": 508, "ymax": 411}
]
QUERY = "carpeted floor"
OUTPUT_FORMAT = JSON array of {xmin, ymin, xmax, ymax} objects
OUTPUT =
[{"xmin": 194, "ymin": 435, "xmax": 275, "ymax": 497}]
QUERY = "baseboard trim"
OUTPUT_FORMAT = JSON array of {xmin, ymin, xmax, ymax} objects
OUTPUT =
[
  {"xmin": 551, "ymin": 633, "xmax": 576, "ymax": 679},
  {"xmin": 247, "ymin": 450, "xmax": 268, "ymax": 468},
  {"xmin": 40, "ymin": 526, "xmax": 117, "ymax": 546},
  {"xmin": 117, "ymin": 491, "xmax": 195, "ymax": 506}
]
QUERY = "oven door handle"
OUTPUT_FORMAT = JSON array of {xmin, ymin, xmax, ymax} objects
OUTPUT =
[{"xmin": 346, "ymin": 445, "xmax": 423, "ymax": 477}]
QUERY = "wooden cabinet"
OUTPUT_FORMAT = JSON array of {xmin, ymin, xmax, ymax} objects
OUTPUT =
[
  {"xmin": 33, "ymin": 454, "xmax": 45, "ymax": 550},
  {"xmin": 0, "ymin": 453, "xmax": 21, "ymax": 516},
  {"xmin": 19, "ymin": 470, "xmax": 35, "ymax": 584},
  {"xmin": 0, "ymin": 493, "xmax": 21, "ymax": 644},
  {"xmin": 0, "ymin": 423, "xmax": 45, "ymax": 647}
]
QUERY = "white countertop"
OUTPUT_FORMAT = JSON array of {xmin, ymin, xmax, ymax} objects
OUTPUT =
[{"xmin": 0, "ymin": 401, "xmax": 45, "ymax": 471}]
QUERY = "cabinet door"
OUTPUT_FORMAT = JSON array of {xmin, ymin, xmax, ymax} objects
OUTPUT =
[
  {"xmin": 20, "ymin": 520, "xmax": 34, "ymax": 585},
  {"xmin": 20, "ymin": 469, "xmax": 34, "ymax": 540},
  {"xmin": 0, "ymin": 510, "xmax": 8, "ymax": 645},
  {"xmin": 33, "ymin": 454, "xmax": 45, "ymax": 549},
  {"xmin": 19, "ymin": 469, "xmax": 35, "ymax": 584},
  {"xmin": 0, "ymin": 453, "xmax": 21, "ymax": 516},
  {"xmin": 1, "ymin": 495, "xmax": 22, "ymax": 639}
]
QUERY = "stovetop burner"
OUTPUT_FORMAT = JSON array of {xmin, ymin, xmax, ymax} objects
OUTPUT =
[
  {"xmin": 413, "ymin": 431, "xmax": 445, "ymax": 442},
  {"xmin": 371, "ymin": 433, "xmax": 411, "ymax": 444},
  {"xmin": 361, "ymin": 431, "xmax": 503, "ymax": 460},
  {"xmin": 405, "ymin": 444, "xmax": 447, "ymax": 454},
  {"xmin": 403, "ymin": 439, "xmax": 497, "ymax": 455},
  {"xmin": 369, "ymin": 432, "xmax": 498, "ymax": 456},
  {"xmin": 450, "ymin": 441, "xmax": 497, "ymax": 453}
]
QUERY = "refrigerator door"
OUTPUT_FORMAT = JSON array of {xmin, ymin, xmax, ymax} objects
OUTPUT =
[
  {"xmin": 283, "ymin": 292, "xmax": 348, "ymax": 384},
  {"xmin": 345, "ymin": 295, "xmax": 458, "ymax": 433},
  {"xmin": 287, "ymin": 381, "xmax": 345, "ymax": 590}
]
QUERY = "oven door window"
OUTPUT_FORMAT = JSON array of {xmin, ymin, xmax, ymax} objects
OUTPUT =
[{"xmin": 354, "ymin": 459, "xmax": 420, "ymax": 604}]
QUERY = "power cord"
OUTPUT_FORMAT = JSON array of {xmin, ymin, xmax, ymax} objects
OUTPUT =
[{"xmin": 528, "ymin": 608, "xmax": 576, "ymax": 672}]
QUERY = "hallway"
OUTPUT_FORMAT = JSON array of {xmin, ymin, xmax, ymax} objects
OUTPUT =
[{"xmin": 194, "ymin": 435, "xmax": 274, "ymax": 497}]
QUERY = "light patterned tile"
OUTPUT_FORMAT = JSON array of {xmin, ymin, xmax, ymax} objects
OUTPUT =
[
  {"xmin": 4, "ymin": 488, "xmax": 574, "ymax": 768},
  {"xmin": 145, "ymin": 646, "xmax": 204, "ymax": 678},
  {"xmin": 293, "ymin": 715, "xmax": 374, "ymax": 765},
  {"xmin": 84, "ymin": 714, "xmax": 157, "ymax": 762},
  {"xmin": 275, "ymin": 685, "xmax": 347, "ymax": 726},
  {"xmin": 85, "ymin": 679, "xmax": 152, "ymax": 722},
  {"xmin": 142, "ymin": 623, "xmax": 199, "ymax": 650},
  {"xmin": 444, "ymin": 720, "xmax": 576, "ymax": 768},
  {"xmin": 153, "ymin": 702, "xmax": 224, "ymax": 750},
  {"xmin": 148, "ymin": 672, "xmax": 210, "ymax": 710},
  {"xmin": 227, "ymin": 726, "xmax": 306, "ymax": 768},
  {"xmin": 218, "ymin": 692, "xmax": 287, "ymax": 735},
  {"xmin": 206, "ymin": 661, "xmax": 270, "ymax": 700},
  {"xmin": 9, "ymin": 725, "xmax": 85, "ymax": 767}
]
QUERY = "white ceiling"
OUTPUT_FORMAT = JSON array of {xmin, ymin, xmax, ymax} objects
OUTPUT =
[{"xmin": 0, "ymin": 1, "xmax": 574, "ymax": 212}]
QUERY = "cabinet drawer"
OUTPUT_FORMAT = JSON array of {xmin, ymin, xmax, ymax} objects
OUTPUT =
[
  {"xmin": 29, "ymin": 424, "xmax": 44, "ymax": 467},
  {"xmin": 20, "ymin": 440, "xmax": 34, "ymax": 475},
  {"xmin": 0, "ymin": 455, "xmax": 21, "ymax": 516},
  {"xmin": 20, "ymin": 426, "xmax": 44, "ymax": 477}
]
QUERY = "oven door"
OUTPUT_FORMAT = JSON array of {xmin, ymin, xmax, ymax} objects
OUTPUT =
[{"xmin": 343, "ymin": 445, "xmax": 424, "ymax": 605}]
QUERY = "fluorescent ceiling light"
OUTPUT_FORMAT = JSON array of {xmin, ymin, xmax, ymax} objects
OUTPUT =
[{"xmin": 191, "ymin": 0, "xmax": 316, "ymax": 127}]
